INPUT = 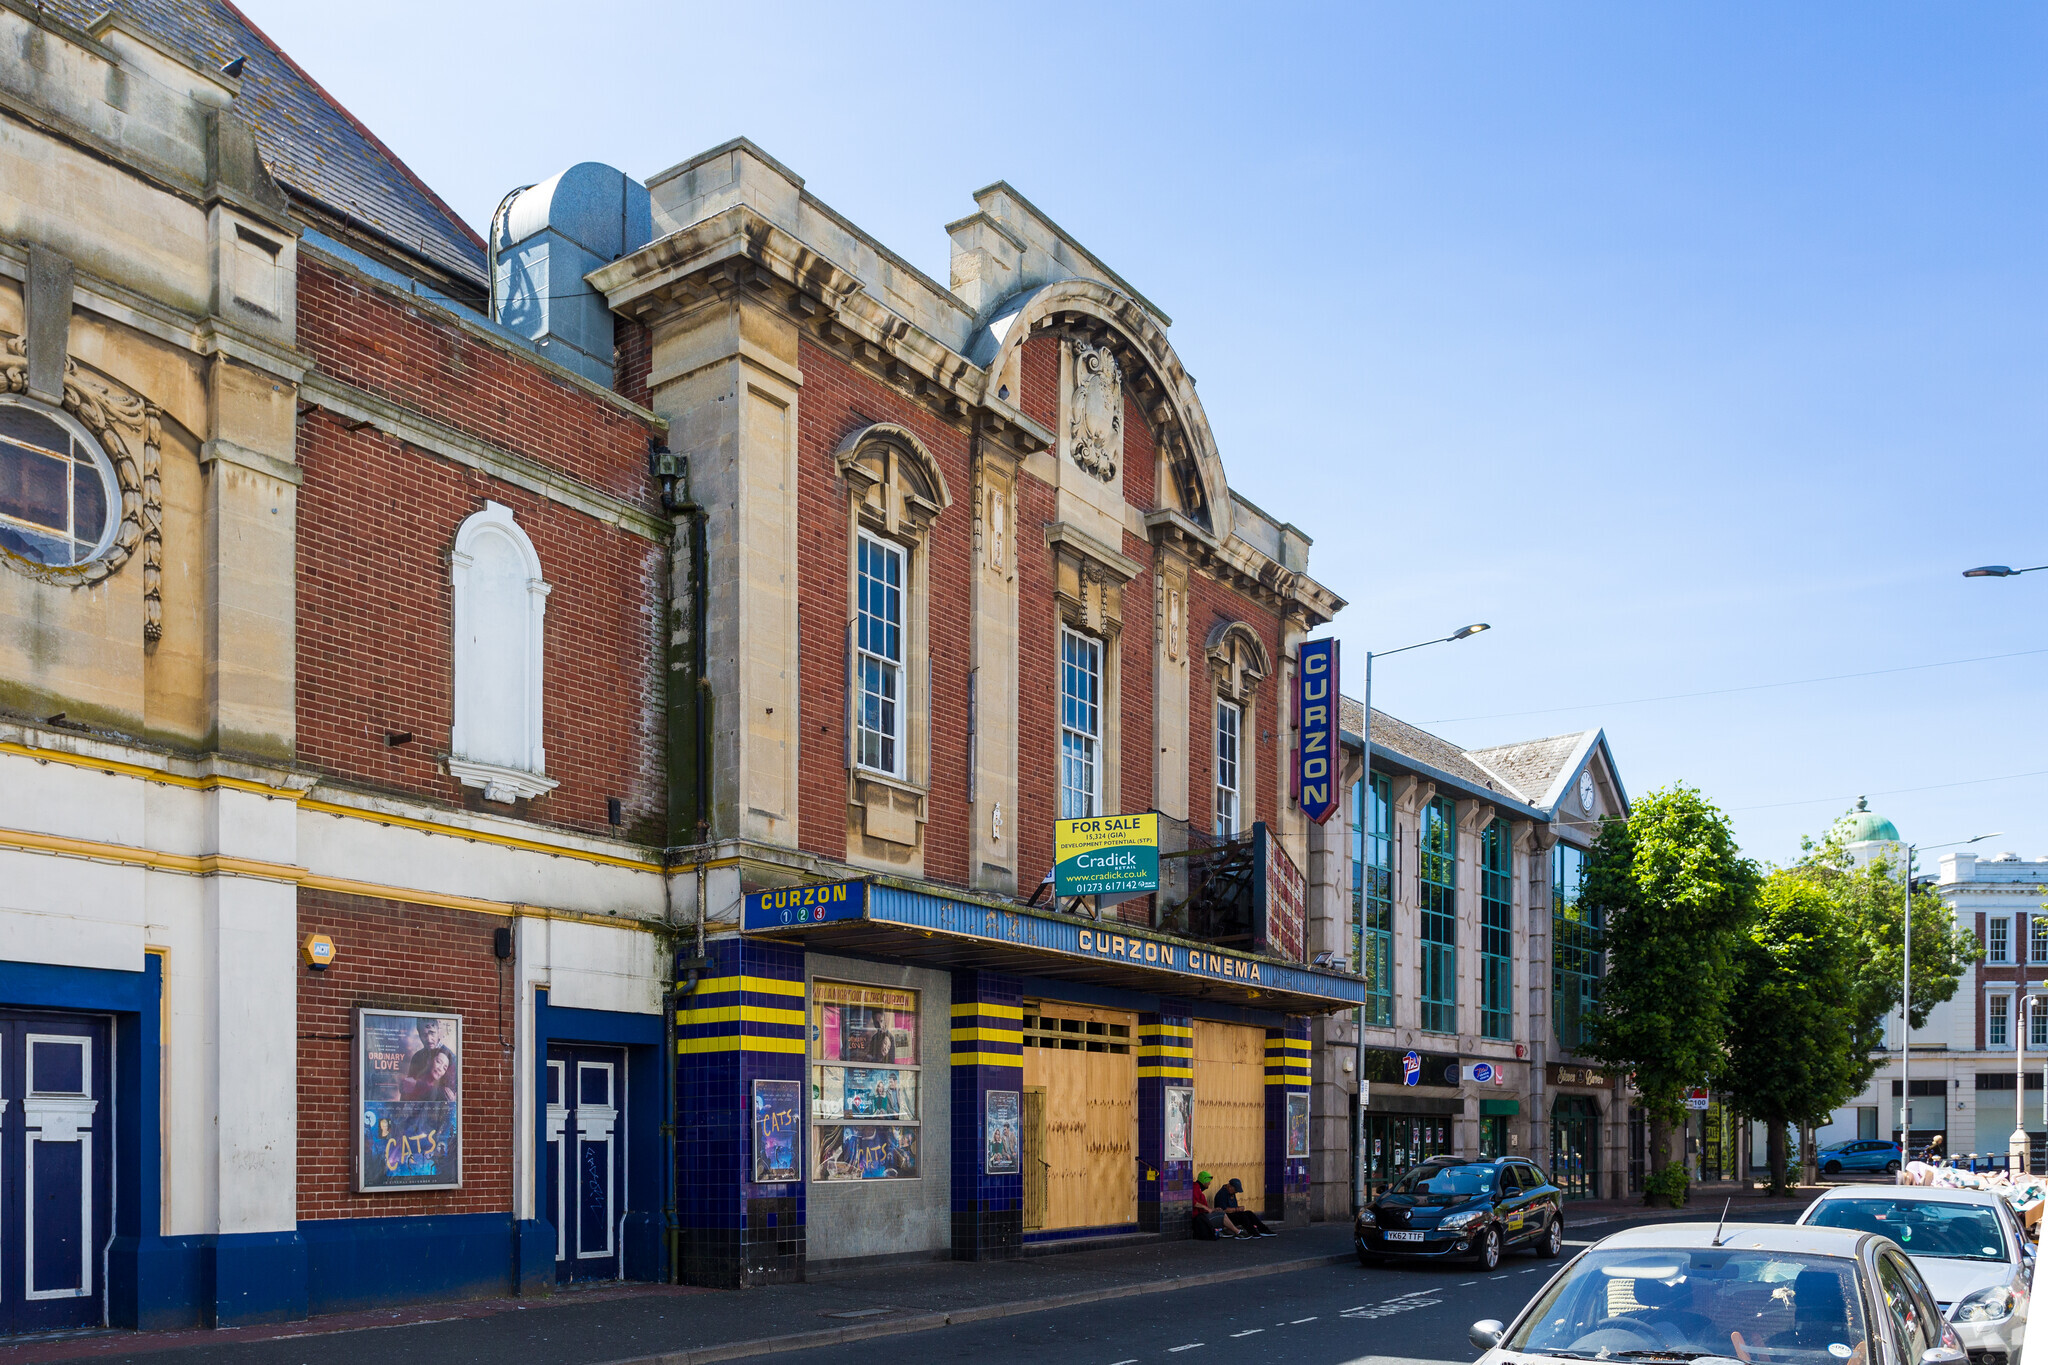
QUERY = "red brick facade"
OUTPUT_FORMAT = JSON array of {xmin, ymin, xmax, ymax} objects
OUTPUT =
[
  {"xmin": 294, "ymin": 254, "xmax": 668, "ymax": 841},
  {"xmin": 296, "ymin": 889, "xmax": 513, "ymax": 1220}
]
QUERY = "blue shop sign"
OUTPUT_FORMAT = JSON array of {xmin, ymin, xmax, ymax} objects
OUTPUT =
[
  {"xmin": 1295, "ymin": 637, "xmax": 1339, "ymax": 825},
  {"xmin": 743, "ymin": 878, "xmax": 869, "ymax": 931}
]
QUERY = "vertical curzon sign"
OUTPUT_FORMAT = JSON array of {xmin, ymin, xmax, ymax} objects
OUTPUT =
[{"xmin": 1296, "ymin": 637, "xmax": 1339, "ymax": 824}]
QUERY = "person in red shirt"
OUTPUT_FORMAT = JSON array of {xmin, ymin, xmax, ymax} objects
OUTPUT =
[{"xmin": 1194, "ymin": 1171, "xmax": 1253, "ymax": 1239}]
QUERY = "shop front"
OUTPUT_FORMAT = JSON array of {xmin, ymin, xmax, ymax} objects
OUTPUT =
[{"xmin": 675, "ymin": 877, "xmax": 1362, "ymax": 1285}]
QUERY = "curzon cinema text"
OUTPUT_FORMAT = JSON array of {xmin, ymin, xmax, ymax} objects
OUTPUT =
[{"xmin": 1076, "ymin": 927, "xmax": 1266, "ymax": 982}]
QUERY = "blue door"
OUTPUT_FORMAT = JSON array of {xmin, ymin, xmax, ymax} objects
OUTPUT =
[
  {"xmin": 1, "ymin": 1012, "xmax": 111, "ymax": 1334},
  {"xmin": 544, "ymin": 1045, "xmax": 624, "ymax": 1282}
]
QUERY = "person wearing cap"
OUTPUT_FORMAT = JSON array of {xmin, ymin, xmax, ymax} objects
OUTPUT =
[
  {"xmin": 1214, "ymin": 1177, "xmax": 1275, "ymax": 1237},
  {"xmin": 1193, "ymin": 1170, "xmax": 1253, "ymax": 1240}
]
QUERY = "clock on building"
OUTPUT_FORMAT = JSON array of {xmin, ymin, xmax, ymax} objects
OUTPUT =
[{"xmin": 1578, "ymin": 770, "xmax": 1596, "ymax": 813}]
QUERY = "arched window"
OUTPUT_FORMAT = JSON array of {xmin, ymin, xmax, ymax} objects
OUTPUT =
[
  {"xmin": 0, "ymin": 397, "xmax": 119, "ymax": 569},
  {"xmin": 449, "ymin": 501, "xmax": 556, "ymax": 803}
]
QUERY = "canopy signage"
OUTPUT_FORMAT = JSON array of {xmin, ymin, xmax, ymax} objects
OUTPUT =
[
  {"xmin": 743, "ymin": 878, "xmax": 869, "ymax": 932},
  {"xmin": 1294, "ymin": 637, "xmax": 1340, "ymax": 824},
  {"xmin": 1053, "ymin": 814, "xmax": 1159, "ymax": 897}
]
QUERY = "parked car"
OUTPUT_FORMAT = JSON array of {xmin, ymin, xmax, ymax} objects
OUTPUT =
[
  {"xmin": 1355, "ymin": 1155, "xmax": 1563, "ymax": 1271},
  {"xmin": 1818, "ymin": 1139, "xmax": 1905, "ymax": 1176},
  {"xmin": 1800, "ymin": 1185, "xmax": 2031, "ymax": 1365},
  {"xmin": 1468, "ymin": 1222, "xmax": 1966, "ymax": 1365}
]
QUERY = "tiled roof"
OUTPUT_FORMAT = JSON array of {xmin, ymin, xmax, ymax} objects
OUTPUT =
[
  {"xmin": 46, "ymin": 0, "xmax": 487, "ymax": 287},
  {"xmin": 1466, "ymin": 731, "xmax": 1596, "ymax": 808},
  {"xmin": 1338, "ymin": 695, "xmax": 1519, "ymax": 799}
]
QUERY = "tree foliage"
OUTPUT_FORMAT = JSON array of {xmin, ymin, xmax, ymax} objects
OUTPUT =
[
  {"xmin": 1781, "ymin": 821, "xmax": 1980, "ymax": 1095},
  {"xmin": 1724, "ymin": 874, "xmax": 1861, "ymax": 1194},
  {"xmin": 1585, "ymin": 786, "xmax": 1761, "ymax": 1128}
]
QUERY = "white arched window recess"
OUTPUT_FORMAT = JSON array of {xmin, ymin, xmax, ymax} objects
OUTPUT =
[{"xmin": 448, "ymin": 501, "xmax": 557, "ymax": 804}]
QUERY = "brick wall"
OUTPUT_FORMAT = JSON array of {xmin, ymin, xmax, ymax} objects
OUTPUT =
[
  {"xmin": 296, "ymin": 888, "xmax": 513, "ymax": 1220},
  {"xmin": 1122, "ymin": 387, "xmax": 1155, "ymax": 513},
  {"xmin": 615, "ymin": 317, "xmax": 653, "ymax": 411},
  {"xmin": 295, "ymin": 410, "xmax": 668, "ymax": 840},
  {"xmin": 1018, "ymin": 335, "xmax": 1058, "ymax": 431},
  {"xmin": 1184, "ymin": 571, "xmax": 1282, "ymax": 840},
  {"xmin": 793, "ymin": 337, "xmax": 975, "ymax": 884},
  {"xmin": 1016, "ymin": 470, "xmax": 1060, "ymax": 894},
  {"xmin": 298, "ymin": 256, "xmax": 655, "ymax": 505}
]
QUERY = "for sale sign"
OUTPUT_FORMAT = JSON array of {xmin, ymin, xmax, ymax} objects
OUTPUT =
[{"xmin": 1053, "ymin": 814, "xmax": 1160, "ymax": 897}]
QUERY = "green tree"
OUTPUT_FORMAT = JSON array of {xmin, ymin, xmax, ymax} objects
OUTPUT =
[
  {"xmin": 1784, "ymin": 822, "xmax": 1979, "ymax": 1101},
  {"xmin": 1585, "ymin": 786, "xmax": 1761, "ymax": 1173},
  {"xmin": 1725, "ymin": 874, "xmax": 1861, "ymax": 1195}
]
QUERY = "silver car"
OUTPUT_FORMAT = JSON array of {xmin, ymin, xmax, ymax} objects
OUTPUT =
[
  {"xmin": 1470, "ymin": 1223, "xmax": 1966, "ymax": 1365},
  {"xmin": 1799, "ymin": 1185, "xmax": 2031, "ymax": 1365}
]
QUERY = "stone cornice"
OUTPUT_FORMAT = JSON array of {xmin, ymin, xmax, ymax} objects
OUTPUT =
[{"xmin": 588, "ymin": 204, "xmax": 1050, "ymax": 461}]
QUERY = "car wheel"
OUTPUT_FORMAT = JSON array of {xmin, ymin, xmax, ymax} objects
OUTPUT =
[
  {"xmin": 1536, "ymin": 1215, "xmax": 1564, "ymax": 1259},
  {"xmin": 1885, "ymin": 1160, "xmax": 1901, "ymax": 1174},
  {"xmin": 1477, "ymin": 1227, "xmax": 1501, "ymax": 1271},
  {"xmin": 1823, "ymin": 1161, "xmax": 1842, "ymax": 1175}
]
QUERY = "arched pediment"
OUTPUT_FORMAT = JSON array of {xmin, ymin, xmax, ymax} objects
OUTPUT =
[
  {"xmin": 834, "ymin": 422, "xmax": 952, "ymax": 536},
  {"xmin": 971, "ymin": 278, "xmax": 1229, "ymax": 541},
  {"xmin": 1205, "ymin": 619, "xmax": 1270, "ymax": 701}
]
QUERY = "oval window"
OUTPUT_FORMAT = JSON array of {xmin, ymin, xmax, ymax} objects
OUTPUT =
[{"xmin": 0, "ymin": 398, "xmax": 119, "ymax": 568}]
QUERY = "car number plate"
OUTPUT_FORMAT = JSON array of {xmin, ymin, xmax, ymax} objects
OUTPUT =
[{"xmin": 1385, "ymin": 1230, "xmax": 1425, "ymax": 1242}]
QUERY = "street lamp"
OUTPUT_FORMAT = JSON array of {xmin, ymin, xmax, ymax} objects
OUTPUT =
[
  {"xmin": 1963, "ymin": 565, "xmax": 2048, "ymax": 579},
  {"xmin": 1895, "ymin": 832, "xmax": 2001, "ymax": 1168},
  {"xmin": 1352, "ymin": 622, "xmax": 1491, "ymax": 1213}
]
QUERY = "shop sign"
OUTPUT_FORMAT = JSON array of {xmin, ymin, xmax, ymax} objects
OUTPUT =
[
  {"xmin": 1402, "ymin": 1051, "xmax": 1421, "ymax": 1085},
  {"xmin": 1054, "ymin": 813, "xmax": 1160, "ymax": 897},
  {"xmin": 1468, "ymin": 1062, "xmax": 1495, "ymax": 1084},
  {"xmin": 1294, "ymin": 637, "xmax": 1340, "ymax": 824},
  {"xmin": 985, "ymin": 1090, "xmax": 1021, "ymax": 1175},
  {"xmin": 355, "ymin": 1007, "xmax": 462, "ymax": 1192},
  {"xmin": 1685, "ymin": 1087, "xmax": 1711, "ymax": 1111},
  {"xmin": 743, "ymin": 877, "xmax": 868, "ymax": 931},
  {"xmin": 752, "ymin": 1079, "xmax": 802, "ymax": 1183},
  {"xmin": 1285, "ymin": 1092, "xmax": 1311, "ymax": 1158},
  {"xmin": 1548, "ymin": 1063, "xmax": 1612, "ymax": 1089}
]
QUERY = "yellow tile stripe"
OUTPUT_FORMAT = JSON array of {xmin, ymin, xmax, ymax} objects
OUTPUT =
[
  {"xmin": 1265, "ymin": 1038, "xmax": 1311, "ymax": 1053},
  {"xmin": 951, "ymin": 1002, "xmax": 1024, "ymax": 1019},
  {"xmin": 689, "ymin": 974, "xmax": 807, "ymax": 998},
  {"xmin": 950, "ymin": 1027, "xmax": 1023, "ymax": 1044},
  {"xmin": 1138, "ymin": 1044, "xmax": 1192, "ymax": 1058},
  {"xmin": 678, "ymin": 1004, "xmax": 806, "ymax": 1028},
  {"xmin": 952, "ymin": 1053, "xmax": 1026, "ymax": 1069},
  {"xmin": 1139, "ymin": 1066, "xmax": 1193, "ymax": 1078},
  {"xmin": 678, "ymin": 1035, "xmax": 806, "ymax": 1055},
  {"xmin": 1144, "ymin": 1025, "xmax": 1194, "ymax": 1038}
]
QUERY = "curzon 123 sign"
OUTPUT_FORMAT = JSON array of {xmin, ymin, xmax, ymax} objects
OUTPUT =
[
  {"xmin": 743, "ymin": 878, "xmax": 869, "ymax": 931},
  {"xmin": 1295, "ymin": 637, "xmax": 1339, "ymax": 824},
  {"xmin": 1053, "ymin": 813, "xmax": 1160, "ymax": 897}
]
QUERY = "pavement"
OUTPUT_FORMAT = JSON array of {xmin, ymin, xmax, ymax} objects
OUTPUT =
[{"xmin": 0, "ymin": 1189, "xmax": 1825, "ymax": 1365}]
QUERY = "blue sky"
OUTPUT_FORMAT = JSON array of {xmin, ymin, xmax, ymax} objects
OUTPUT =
[{"xmin": 241, "ymin": 2, "xmax": 2048, "ymax": 867}]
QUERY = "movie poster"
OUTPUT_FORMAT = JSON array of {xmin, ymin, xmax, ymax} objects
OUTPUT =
[
  {"xmin": 815, "ymin": 1124, "xmax": 919, "ymax": 1181},
  {"xmin": 753, "ymin": 1079, "xmax": 802, "ymax": 1183},
  {"xmin": 985, "ymin": 1090, "xmax": 1021, "ymax": 1175},
  {"xmin": 1285, "ymin": 1092, "xmax": 1310, "ymax": 1159},
  {"xmin": 1165, "ymin": 1086, "xmax": 1193, "ymax": 1162},
  {"xmin": 812, "ymin": 981, "xmax": 918, "ymax": 1063},
  {"xmin": 356, "ymin": 1008, "xmax": 461, "ymax": 1191}
]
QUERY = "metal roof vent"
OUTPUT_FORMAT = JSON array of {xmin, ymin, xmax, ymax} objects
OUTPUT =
[{"xmin": 490, "ymin": 163, "xmax": 652, "ymax": 386}]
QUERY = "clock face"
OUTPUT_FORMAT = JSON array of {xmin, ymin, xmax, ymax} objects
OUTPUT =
[{"xmin": 1578, "ymin": 771, "xmax": 1596, "ymax": 813}]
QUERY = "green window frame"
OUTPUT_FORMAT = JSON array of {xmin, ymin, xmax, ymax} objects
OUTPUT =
[
  {"xmin": 1552, "ymin": 842, "xmax": 1601, "ymax": 1052},
  {"xmin": 1419, "ymin": 796, "xmax": 1458, "ymax": 1034},
  {"xmin": 1351, "ymin": 771, "xmax": 1393, "ymax": 1027},
  {"xmin": 1480, "ymin": 819, "xmax": 1513, "ymax": 1041}
]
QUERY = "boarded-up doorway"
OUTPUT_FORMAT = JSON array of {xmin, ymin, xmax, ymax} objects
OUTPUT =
[
  {"xmin": 1021, "ymin": 1003, "xmax": 1136, "ymax": 1231},
  {"xmin": 1193, "ymin": 1020, "xmax": 1265, "ymax": 1211}
]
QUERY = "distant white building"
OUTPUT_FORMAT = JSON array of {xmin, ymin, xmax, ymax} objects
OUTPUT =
[{"xmin": 1793, "ymin": 801, "xmax": 2048, "ymax": 1169}]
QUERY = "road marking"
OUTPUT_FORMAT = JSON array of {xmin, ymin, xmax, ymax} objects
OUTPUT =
[
  {"xmin": 1522, "ymin": 1266, "xmax": 1542, "ymax": 1272},
  {"xmin": 1291, "ymin": 1317, "xmax": 1318, "ymax": 1324},
  {"xmin": 1459, "ymin": 1281, "xmax": 1479, "ymax": 1287},
  {"xmin": 1230, "ymin": 1330, "xmax": 1263, "ymax": 1338},
  {"xmin": 1111, "ymin": 1360, "xmax": 1138, "ymax": 1364},
  {"xmin": 1169, "ymin": 1346, "xmax": 1205, "ymax": 1354}
]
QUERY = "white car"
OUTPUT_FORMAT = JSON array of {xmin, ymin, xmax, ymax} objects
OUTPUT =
[
  {"xmin": 1800, "ymin": 1184, "xmax": 2031, "ymax": 1365},
  {"xmin": 1469, "ymin": 1222, "xmax": 1964, "ymax": 1365}
]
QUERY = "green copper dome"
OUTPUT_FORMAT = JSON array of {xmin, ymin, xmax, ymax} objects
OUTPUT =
[{"xmin": 1836, "ymin": 797, "xmax": 1900, "ymax": 844}]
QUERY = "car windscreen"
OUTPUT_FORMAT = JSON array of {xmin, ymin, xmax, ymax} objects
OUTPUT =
[
  {"xmin": 1507, "ymin": 1246, "xmax": 1868, "ymax": 1365},
  {"xmin": 1805, "ymin": 1198, "xmax": 2009, "ymax": 1263},
  {"xmin": 1387, "ymin": 1164, "xmax": 1494, "ymax": 1201}
]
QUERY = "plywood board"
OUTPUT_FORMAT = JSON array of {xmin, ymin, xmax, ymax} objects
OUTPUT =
[
  {"xmin": 1192, "ymin": 1019, "xmax": 1265, "ymax": 1207},
  {"xmin": 1022, "ymin": 1002, "xmax": 1136, "ymax": 1231}
]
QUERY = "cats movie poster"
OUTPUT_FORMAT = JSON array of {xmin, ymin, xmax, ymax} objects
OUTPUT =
[{"xmin": 356, "ymin": 1008, "xmax": 463, "ymax": 1191}]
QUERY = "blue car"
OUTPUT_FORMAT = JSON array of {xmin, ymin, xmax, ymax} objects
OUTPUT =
[{"xmin": 1817, "ymin": 1138, "xmax": 1902, "ymax": 1174}]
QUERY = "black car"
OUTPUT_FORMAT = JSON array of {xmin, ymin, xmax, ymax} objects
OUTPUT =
[{"xmin": 1355, "ymin": 1156, "xmax": 1564, "ymax": 1271}]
